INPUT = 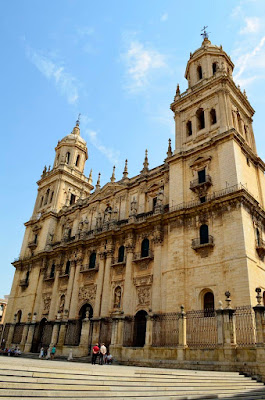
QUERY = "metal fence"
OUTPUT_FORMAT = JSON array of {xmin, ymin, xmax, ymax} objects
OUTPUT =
[
  {"xmin": 12, "ymin": 323, "xmax": 25, "ymax": 344},
  {"xmin": 186, "ymin": 310, "xmax": 218, "ymax": 348},
  {"xmin": 235, "ymin": 306, "xmax": 256, "ymax": 347},
  {"xmin": 64, "ymin": 320, "xmax": 82, "ymax": 346},
  {"xmin": 152, "ymin": 313, "xmax": 179, "ymax": 347},
  {"xmin": 123, "ymin": 317, "xmax": 135, "ymax": 347},
  {"xmin": 99, "ymin": 318, "xmax": 112, "ymax": 348}
]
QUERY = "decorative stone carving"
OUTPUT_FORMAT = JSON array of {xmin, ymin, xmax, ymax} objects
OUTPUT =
[
  {"xmin": 78, "ymin": 284, "xmax": 97, "ymax": 304},
  {"xmin": 133, "ymin": 275, "xmax": 153, "ymax": 287},
  {"xmin": 113, "ymin": 286, "xmax": 122, "ymax": 309},
  {"xmin": 137, "ymin": 286, "xmax": 151, "ymax": 306},
  {"xmin": 43, "ymin": 293, "xmax": 51, "ymax": 313}
]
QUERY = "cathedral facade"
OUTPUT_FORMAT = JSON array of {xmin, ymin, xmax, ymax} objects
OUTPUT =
[{"xmin": 3, "ymin": 37, "xmax": 265, "ymax": 361}]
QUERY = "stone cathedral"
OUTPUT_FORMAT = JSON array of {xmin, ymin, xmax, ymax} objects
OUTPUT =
[{"xmin": 3, "ymin": 37, "xmax": 265, "ymax": 366}]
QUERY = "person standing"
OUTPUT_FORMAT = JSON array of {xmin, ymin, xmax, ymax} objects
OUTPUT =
[
  {"xmin": 51, "ymin": 345, "xmax": 56, "ymax": 359},
  {"xmin": 91, "ymin": 343, "xmax": 99, "ymax": 365},
  {"xmin": 39, "ymin": 347, "xmax": 44, "ymax": 359},
  {"xmin": 99, "ymin": 343, "xmax": 107, "ymax": 365}
]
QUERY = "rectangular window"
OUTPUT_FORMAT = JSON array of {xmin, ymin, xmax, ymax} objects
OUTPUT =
[{"xmin": 198, "ymin": 169, "xmax": 206, "ymax": 184}]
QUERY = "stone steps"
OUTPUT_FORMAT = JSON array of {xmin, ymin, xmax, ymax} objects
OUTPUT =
[{"xmin": 0, "ymin": 357, "xmax": 264, "ymax": 399}]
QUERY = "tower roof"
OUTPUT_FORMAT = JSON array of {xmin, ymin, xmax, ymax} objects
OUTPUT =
[
  {"xmin": 185, "ymin": 38, "xmax": 234, "ymax": 79},
  {"xmin": 60, "ymin": 119, "xmax": 86, "ymax": 146}
]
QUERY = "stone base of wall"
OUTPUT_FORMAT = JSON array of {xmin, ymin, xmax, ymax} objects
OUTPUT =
[{"xmin": 111, "ymin": 345, "xmax": 265, "ymax": 382}]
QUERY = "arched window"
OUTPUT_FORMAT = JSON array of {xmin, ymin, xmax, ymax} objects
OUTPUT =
[
  {"xmin": 204, "ymin": 292, "xmax": 214, "ymax": 317},
  {"xmin": 40, "ymin": 196, "xmax": 44, "ymax": 208},
  {"xmin": 200, "ymin": 224, "xmax": 209, "ymax": 244},
  {"xmin": 210, "ymin": 108, "xmax": 217, "ymax": 125},
  {"xmin": 89, "ymin": 252, "xmax": 96, "ymax": 269},
  {"xmin": 65, "ymin": 260, "xmax": 71, "ymax": 275},
  {"xmin": 66, "ymin": 152, "xmax": 70, "ymax": 164},
  {"xmin": 50, "ymin": 191, "xmax": 54, "ymax": 203},
  {"xmin": 50, "ymin": 263, "xmax": 55, "ymax": 278},
  {"xmin": 212, "ymin": 63, "xmax": 217, "ymax": 75},
  {"xmin": 197, "ymin": 65, "xmax": 203, "ymax": 80},
  {"xmin": 141, "ymin": 238, "xmax": 149, "ymax": 258},
  {"xmin": 186, "ymin": 120, "xmax": 192, "ymax": 136},
  {"xmin": 16, "ymin": 310, "xmax": 22, "ymax": 324},
  {"xmin": 25, "ymin": 271, "xmax": 30, "ymax": 283},
  {"xmin": 118, "ymin": 245, "xmax": 125, "ymax": 263},
  {"xmin": 114, "ymin": 286, "xmax": 122, "ymax": 308},
  {"xmin": 237, "ymin": 113, "xmax": 242, "ymax": 134},
  {"xmin": 75, "ymin": 155, "xmax": 80, "ymax": 167},
  {"xmin": 196, "ymin": 108, "xmax": 205, "ymax": 130},
  {"xmin": 44, "ymin": 189, "xmax": 50, "ymax": 205}
]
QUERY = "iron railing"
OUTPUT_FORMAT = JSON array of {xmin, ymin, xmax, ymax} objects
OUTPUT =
[
  {"xmin": 235, "ymin": 306, "xmax": 256, "ymax": 347},
  {"xmin": 152, "ymin": 313, "xmax": 179, "ymax": 347},
  {"xmin": 186, "ymin": 309, "xmax": 218, "ymax": 348},
  {"xmin": 190, "ymin": 175, "xmax": 212, "ymax": 190},
  {"xmin": 192, "ymin": 235, "xmax": 214, "ymax": 249},
  {"xmin": 133, "ymin": 250, "xmax": 154, "ymax": 261}
]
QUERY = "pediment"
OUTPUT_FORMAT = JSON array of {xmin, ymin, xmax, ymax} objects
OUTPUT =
[
  {"xmin": 190, "ymin": 156, "xmax": 212, "ymax": 169},
  {"xmin": 90, "ymin": 182, "xmax": 125, "ymax": 201}
]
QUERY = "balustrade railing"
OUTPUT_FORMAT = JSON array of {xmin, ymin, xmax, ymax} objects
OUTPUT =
[
  {"xmin": 133, "ymin": 250, "xmax": 154, "ymax": 261},
  {"xmin": 80, "ymin": 264, "xmax": 99, "ymax": 273},
  {"xmin": 192, "ymin": 235, "xmax": 214, "ymax": 249},
  {"xmin": 190, "ymin": 175, "xmax": 212, "ymax": 190}
]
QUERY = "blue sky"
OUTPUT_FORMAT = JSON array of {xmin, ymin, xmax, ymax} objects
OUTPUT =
[{"xmin": 1, "ymin": 0, "xmax": 265, "ymax": 299}]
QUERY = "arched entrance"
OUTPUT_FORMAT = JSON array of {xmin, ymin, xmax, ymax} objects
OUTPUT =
[
  {"xmin": 31, "ymin": 318, "xmax": 53, "ymax": 353},
  {"xmin": 133, "ymin": 310, "xmax": 147, "ymax": 347}
]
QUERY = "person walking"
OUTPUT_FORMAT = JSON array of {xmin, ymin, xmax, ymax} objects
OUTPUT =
[
  {"xmin": 91, "ymin": 343, "xmax": 99, "ymax": 365},
  {"xmin": 99, "ymin": 343, "xmax": 107, "ymax": 365},
  {"xmin": 51, "ymin": 345, "xmax": 56, "ymax": 359},
  {"xmin": 39, "ymin": 347, "xmax": 44, "ymax": 359}
]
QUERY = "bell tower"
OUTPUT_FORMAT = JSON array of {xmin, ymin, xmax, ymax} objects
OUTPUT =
[
  {"xmin": 32, "ymin": 118, "xmax": 93, "ymax": 218},
  {"xmin": 169, "ymin": 35, "xmax": 265, "ymax": 208}
]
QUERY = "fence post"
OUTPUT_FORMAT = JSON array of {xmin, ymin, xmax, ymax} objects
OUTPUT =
[
  {"xmin": 145, "ymin": 313, "xmax": 153, "ymax": 347},
  {"xmin": 253, "ymin": 288, "xmax": 265, "ymax": 345},
  {"xmin": 223, "ymin": 292, "xmax": 236, "ymax": 346},
  {"xmin": 178, "ymin": 305, "xmax": 187, "ymax": 347}
]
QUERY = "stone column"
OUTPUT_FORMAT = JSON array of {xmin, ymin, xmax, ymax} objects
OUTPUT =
[
  {"xmin": 94, "ymin": 251, "xmax": 105, "ymax": 317},
  {"xmin": 123, "ymin": 234, "xmax": 135, "ymax": 315},
  {"xmin": 145, "ymin": 314, "xmax": 153, "ymax": 347},
  {"xmin": 20, "ymin": 313, "xmax": 32, "ymax": 350},
  {"xmin": 222, "ymin": 308, "xmax": 236, "ymax": 346},
  {"xmin": 50, "ymin": 318, "xmax": 60, "ymax": 346},
  {"xmin": 110, "ymin": 314, "xmax": 124, "ymax": 361},
  {"xmin": 24, "ymin": 314, "xmax": 37, "ymax": 353},
  {"xmin": 68, "ymin": 260, "xmax": 82, "ymax": 319},
  {"xmin": 57, "ymin": 313, "xmax": 68, "ymax": 350},
  {"xmin": 254, "ymin": 288, "xmax": 265, "ymax": 345},
  {"xmin": 100, "ymin": 244, "xmax": 114, "ymax": 316},
  {"xmin": 64, "ymin": 261, "xmax": 76, "ymax": 313},
  {"xmin": 6, "ymin": 323, "xmax": 15, "ymax": 348},
  {"xmin": 152, "ymin": 229, "xmax": 163, "ymax": 313},
  {"xmin": 48, "ymin": 269, "xmax": 60, "ymax": 320},
  {"xmin": 79, "ymin": 314, "xmax": 91, "ymax": 356}
]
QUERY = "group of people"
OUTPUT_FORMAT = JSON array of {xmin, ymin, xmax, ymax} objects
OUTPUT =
[
  {"xmin": 39, "ymin": 345, "xmax": 56, "ymax": 359},
  {"xmin": 92, "ymin": 343, "xmax": 113, "ymax": 365},
  {"xmin": 0, "ymin": 345, "xmax": 21, "ymax": 356}
]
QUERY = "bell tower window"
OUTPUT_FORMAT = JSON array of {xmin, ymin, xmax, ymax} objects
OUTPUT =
[
  {"xmin": 187, "ymin": 120, "xmax": 192, "ymax": 136},
  {"xmin": 66, "ymin": 152, "xmax": 70, "ymax": 164},
  {"xmin": 70, "ymin": 194, "xmax": 76, "ymax": 205},
  {"xmin": 212, "ymin": 63, "xmax": 217, "ymax": 75},
  {"xmin": 210, "ymin": 108, "xmax": 217, "ymax": 125},
  {"xmin": 196, "ymin": 108, "xmax": 205, "ymax": 130},
  {"xmin": 75, "ymin": 155, "xmax": 80, "ymax": 167},
  {"xmin": 197, "ymin": 65, "xmax": 203, "ymax": 80}
]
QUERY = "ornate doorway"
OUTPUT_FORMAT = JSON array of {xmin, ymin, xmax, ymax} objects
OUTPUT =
[{"xmin": 133, "ymin": 310, "xmax": 147, "ymax": 347}]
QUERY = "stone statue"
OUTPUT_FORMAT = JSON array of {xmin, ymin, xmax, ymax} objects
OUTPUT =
[{"xmin": 114, "ymin": 287, "xmax": 122, "ymax": 308}]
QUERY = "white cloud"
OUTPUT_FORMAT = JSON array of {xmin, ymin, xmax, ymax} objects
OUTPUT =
[
  {"xmin": 121, "ymin": 40, "xmax": 166, "ymax": 93},
  {"xmin": 240, "ymin": 17, "xmax": 261, "ymax": 34},
  {"xmin": 161, "ymin": 13, "xmax": 168, "ymax": 22},
  {"xmin": 26, "ymin": 47, "xmax": 79, "ymax": 104},
  {"xmin": 85, "ymin": 129, "xmax": 120, "ymax": 165},
  {"xmin": 234, "ymin": 36, "xmax": 265, "ymax": 86}
]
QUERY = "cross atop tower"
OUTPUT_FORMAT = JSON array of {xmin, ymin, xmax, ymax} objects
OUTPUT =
[
  {"xmin": 76, "ymin": 113, "xmax": 81, "ymax": 126},
  {"xmin": 201, "ymin": 26, "xmax": 209, "ymax": 40}
]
